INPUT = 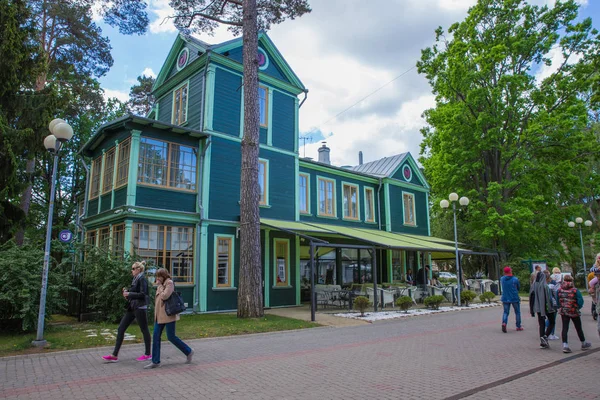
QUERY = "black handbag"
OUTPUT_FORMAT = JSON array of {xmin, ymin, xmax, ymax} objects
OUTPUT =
[{"xmin": 164, "ymin": 286, "xmax": 186, "ymax": 316}]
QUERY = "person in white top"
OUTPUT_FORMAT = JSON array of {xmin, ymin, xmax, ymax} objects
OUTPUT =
[{"xmin": 546, "ymin": 267, "xmax": 563, "ymax": 340}]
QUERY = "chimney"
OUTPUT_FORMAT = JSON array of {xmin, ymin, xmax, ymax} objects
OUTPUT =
[
  {"xmin": 318, "ymin": 142, "xmax": 331, "ymax": 165},
  {"xmin": 358, "ymin": 151, "xmax": 363, "ymax": 165}
]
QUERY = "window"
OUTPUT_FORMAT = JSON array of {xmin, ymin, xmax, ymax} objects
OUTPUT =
[
  {"xmin": 299, "ymin": 173, "xmax": 309, "ymax": 214},
  {"xmin": 342, "ymin": 183, "xmax": 359, "ymax": 220},
  {"xmin": 138, "ymin": 138, "xmax": 197, "ymax": 191},
  {"xmin": 317, "ymin": 177, "xmax": 335, "ymax": 217},
  {"xmin": 365, "ymin": 187, "xmax": 375, "ymax": 223},
  {"xmin": 86, "ymin": 229, "xmax": 97, "ymax": 247},
  {"xmin": 113, "ymin": 224, "xmax": 125, "ymax": 258},
  {"xmin": 115, "ymin": 138, "xmax": 131, "ymax": 188},
  {"xmin": 258, "ymin": 159, "xmax": 268, "ymax": 205},
  {"xmin": 403, "ymin": 192, "xmax": 416, "ymax": 226},
  {"xmin": 90, "ymin": 156, "xmax": 102, "ymax": 199},
  {"xmin": 172, "ymin": 82, "xmax": 188, "ymax": 125},
  {"xmin": 259, "ymin": 86, "xmax": 268, "ymax": 127},
  {"xmin": 99, "ymin": 227, "xmax": 110, "ymax": 250},
  {"xmin": 215, "ymin": 236, "xmax": 233, "ymax": 288},
  {"xmin": 102, "ymin": 148, "xmax": 116, "ymax": 194},
  {"xmin": 274, "ymin": 239, "xmax": 289, "ymax": 286},
  {"xmin": 132, "ymin": 224, "xmax": 194, "ymax": 283}
]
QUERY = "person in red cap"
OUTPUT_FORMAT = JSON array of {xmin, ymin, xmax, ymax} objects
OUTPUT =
[{"xmin": 500, "ymin": 266, "xmax": 523, "ymax": 332}]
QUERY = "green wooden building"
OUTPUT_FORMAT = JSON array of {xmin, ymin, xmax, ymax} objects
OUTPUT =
[{"xmin": 80, "ymin": 32, "xmax": 459, "ymax": 312}]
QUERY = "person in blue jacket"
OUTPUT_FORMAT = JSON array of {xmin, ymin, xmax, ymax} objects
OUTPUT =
[{"xmin": 500, "ymin": 266, "xmax": 523, "ymax": 333}]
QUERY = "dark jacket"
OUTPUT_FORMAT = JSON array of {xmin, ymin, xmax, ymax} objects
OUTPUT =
[
  {"xmin": 415, "ymin": 269, "xmax": 428, "ymax": 285},
  {"xmin": 126, "ymin": 273, "xmax": 149, "ymax": 311}
]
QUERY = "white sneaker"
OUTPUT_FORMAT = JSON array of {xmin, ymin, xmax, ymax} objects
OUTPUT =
[{"xmin": 548, "ymin": 334, "xmax": 559, "ymax": 340}]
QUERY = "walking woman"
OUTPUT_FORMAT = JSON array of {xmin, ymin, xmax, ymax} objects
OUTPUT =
[
  {"xmin": 530, "ymin": 270, "xmax": 557, "ymax": 349},
  {"xmin": 102, "ymin": 261, "xmax": 152, "ymax": 362},
  {"xmin": 145, "ymin": 268, "xmax": 194, "ymax": 368},
  {"xmin": 557, "ymin": 274, "xmax": 591, "ymax": 353}
]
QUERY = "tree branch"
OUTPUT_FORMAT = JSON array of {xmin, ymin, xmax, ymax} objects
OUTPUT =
[{"xmin": 184, "ymin": 12, "xmax": 242, "ymax": 28}]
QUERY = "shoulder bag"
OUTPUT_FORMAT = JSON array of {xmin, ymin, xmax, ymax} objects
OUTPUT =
[{"xmin": 164, "ymin": 283, "xmax": 186, "ymax": 316}]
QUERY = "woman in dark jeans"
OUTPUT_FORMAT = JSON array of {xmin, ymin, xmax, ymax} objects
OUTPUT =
[{"xmin": 102, "ymin": 261, "xmax": 152, "ymax": 362}]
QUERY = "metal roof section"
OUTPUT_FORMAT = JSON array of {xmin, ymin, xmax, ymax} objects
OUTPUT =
[
  {"xmin": 350, "ymin": 153, "xmax": 408, "ymax": 177},
  {"xmin": 260, "ymin": 219, "xmax": 467, "ymax": 253},
  {"xmin": 79, "ymin": 114, "xmax": 209, "ymax": 156}
]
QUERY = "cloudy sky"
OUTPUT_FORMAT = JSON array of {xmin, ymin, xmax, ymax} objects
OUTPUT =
[{"xmin": 97, "ymin": 0, "xmax": 596, "ymax": 167}]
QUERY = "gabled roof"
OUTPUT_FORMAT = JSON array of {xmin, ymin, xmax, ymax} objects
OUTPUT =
[
  {"xmin": 153, "ymin": 31, "xmax": 306, "ymax": 95},
  {"xmin": 351, "ymin": 153, "xmax": 408, "ymax": 178}
]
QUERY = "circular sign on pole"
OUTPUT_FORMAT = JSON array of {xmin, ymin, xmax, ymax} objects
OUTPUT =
[{"xmin": 59, "ymin": 230, "xmax": 73, "ymax": 243}]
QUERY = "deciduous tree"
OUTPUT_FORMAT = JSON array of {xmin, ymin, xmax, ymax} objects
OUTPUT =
[{"xmin": 418, "ymin": 0, "xmax": 600, "ymax": 261}]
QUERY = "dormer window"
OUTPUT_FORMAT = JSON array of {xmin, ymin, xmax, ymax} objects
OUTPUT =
[{"xmin": 172, "ymin": 82, "xmax": 188, "ymax": 125}]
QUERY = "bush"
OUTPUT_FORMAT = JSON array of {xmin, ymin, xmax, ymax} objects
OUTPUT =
[
  {"xmin": 75, "ymin": 245, "xmax": 152, "ymax": 324},
  {"xmin": 0, "ymin": 241, "xmax": 74, "ymax": 331},
  {"xmin": 423, "ymin": 295, "xmax": 445, "ymax": 310},
  {"xmin": 353, "ymin": 296, "xmax": 371, "ymax": 317},
  {"xmin": 439, "ymin": 277, "xmax": 457, "ymax": 285},
  {"xmin": 395, "ymin": 296, "xmax": 413, "ymax": 313},
  {"xmin": 480, "ymin": 291, "xmax": 496, "ymax": 304},
  {"xmin": 460, "ymin": 290, "xmax": 477, "ymax": 306}
]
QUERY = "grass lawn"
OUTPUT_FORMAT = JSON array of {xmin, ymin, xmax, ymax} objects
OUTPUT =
[{"xmin": 0, "ymin": 313, "xmax": 319, "ymax": 358}]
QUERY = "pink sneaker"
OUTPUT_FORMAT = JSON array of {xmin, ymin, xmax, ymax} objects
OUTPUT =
[
  {"xmin": 516, "ymin": 327, "xmax": 524, "ymax": 331},
  {"xmin": 102, "ymin": 355, "xmax": 118, "ymax": 362},
  {"xmin": 136, "ymin": 355, "xmax": 152, "ymax": 362}
]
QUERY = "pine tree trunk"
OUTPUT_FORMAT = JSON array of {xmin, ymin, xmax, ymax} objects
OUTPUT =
[{"xmin": 237, "ymin": 0, "xmax": 263, "ymax": 318}]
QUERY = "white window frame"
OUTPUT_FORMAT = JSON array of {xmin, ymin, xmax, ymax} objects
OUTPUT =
[
  {"xmin": 259, "ymin": 158, "xmax": 269, "ymax": 206},
  {"xmin": 172, "ymin": 81, "xmax": 189, "ymax": 126},
  {"xmin": 317, "ymin": 176, "xmax": 336, "ymax": 218},
  {"xmin": 342, "ymin": 182, "xmax": 360, "ymax": 221},
  {"xmin": 402, "ymin": 191, "xmax": 416, "ymax": 226},
  {"xmin": 259, "ymin": 85, "xmax": 268, "ymax": 128},
  {"xmin": 274, "ymin": 238, "xmax": 290, "ymax": 287},
  {"xmin": 214, "ymin": 234, "xmax": 235, "ymax": 289},
  {"xmin": 299, "ymin": 173, "xmax": 310, "ymax": 214},
  {"xmin": 364, "ymin": 187, "xmax": 376, "ymax": 223}
]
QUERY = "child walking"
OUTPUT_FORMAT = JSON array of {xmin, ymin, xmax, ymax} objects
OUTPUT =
[{"xmin": 557, "ymin": 274, "xmax": 591, "ymax": 353}]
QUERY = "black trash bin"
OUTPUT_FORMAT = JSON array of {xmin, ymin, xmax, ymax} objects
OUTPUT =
[{"xmin": 490, "ymin": 282, "xmax": 499, "ymax": 295}]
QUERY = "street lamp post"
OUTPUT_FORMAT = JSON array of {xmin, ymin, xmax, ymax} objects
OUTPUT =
[
  {"xmin": 568, "ymin": 217, "xmax": 593, "ymax": 292},
  {"xmin": 32, "ymin": 119, "xmax": 73, "ymax": 347},
  {"xmin": 440, "ymin": 193, "xmax": 469, "ymax": 306}
]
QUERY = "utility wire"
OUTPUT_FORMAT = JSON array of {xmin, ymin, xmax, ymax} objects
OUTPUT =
[{"xmin": 318, "ymin": 65, "xmax": 417, "ymax": 127}]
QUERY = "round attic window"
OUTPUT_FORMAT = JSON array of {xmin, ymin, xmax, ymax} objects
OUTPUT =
[
  {"xmin": 258, "ymin": 48, "xmax": 269, "ymax": 70},
  {"xmin": 177, "ymin": 48, "xmax": 189, "ymax": 71},
  {"xmin": 402, "ymin": 165, "xmax": 412, "ymax": 182}
]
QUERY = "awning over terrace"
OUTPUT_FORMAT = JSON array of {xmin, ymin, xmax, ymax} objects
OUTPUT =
[{"xmin": 260, "ymin": 218, "xmax": 467, "ymax": 256}]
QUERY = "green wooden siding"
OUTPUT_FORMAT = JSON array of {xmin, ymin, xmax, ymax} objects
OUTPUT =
[
  {"xmin": 114, "ymin": 187, "xmax": 127, "ymax": 207},
  {"xmin": 391, "ymin": 162, "xmax": 424, "ymax": 187},
  {"xmin": 208, "ymin": 137, "xmax": 296, "ymax": 222},
  {"xmin": 136, "ymin": 187, "xmax": 196, "ymax": 212},
  {"xmin": 88, "ymin": 198, "xmax": 98, "ymax": 217},
  {"xmin": 225, "ymin": 46, "xmax": 289, "ymax": 84},
  {"xmin": 158, "ymin": 92, "xmax": 172, "ymax": 123},
  {"xmin": 271, "ymin": 91, "xmax": 295, "ymax": 152},
  {"xmin": 389, "ymin": 185, "xmax": 428, "ymax": 235},
  {"xmin": 299, "ymin": 166, "xmax": 380, "ymax": 228},
  {"xmin": 177, "ymin": 286, "xmax": 194, "ymax": 309},
  {"xmin": 213, "ymin": 68, "xmax": 241, "ymax": 136},
  {"xmin": 100, "ymin": 193, "xmax": 111, "ymax": 213},
  {"xmin": 156, "ymin": 73, "xmax": 204, "ymax": 129},
  {"xmin": 268, "ymin": 231, "xmax": 297, "ymax": 307},
  {"xmin": 259, "ymin": 126, "xmax": 267, "ymax": 144},
  {"xmin": 206, "ymin": 225, "xmax": 239, "ymax": 311}
]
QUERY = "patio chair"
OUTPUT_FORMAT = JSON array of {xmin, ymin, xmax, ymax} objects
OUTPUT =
[{"xmin": 380, "ymin": 288, "xmax": 395, "ymax": 308}]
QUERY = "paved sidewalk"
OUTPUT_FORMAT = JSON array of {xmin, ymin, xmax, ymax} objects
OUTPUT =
[{"xmin": 2, "ymin": 306, "xmax": 600, "ymax": 400}]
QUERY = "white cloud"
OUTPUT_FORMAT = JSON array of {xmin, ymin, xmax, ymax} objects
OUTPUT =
[
  {"xmin": 102, "ymin": 88, "xmax": 129, "ymax": 103},
  {"xmin": 148, "ymin": 0, "xmax": 178, "ymax": 34},
  {"xmin": 141, "ymin": 67, "xmax": 157, "ymax": 78}
]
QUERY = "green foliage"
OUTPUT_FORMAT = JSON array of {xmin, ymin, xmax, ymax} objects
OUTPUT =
[
  {"xmin": 395, "ymin": 296, "xmax": 413, "ymax": 313},
  {"xmin": 75, "ymin": 245, "xmax": 149, "ymax": 323},
  {"xmin": 353, "ymin": 296, "xmax": 371, "ymax": 317},
  {"xmin": 460, "ymin": 290, "xmax": 477, "ymax": 306},
  {"xmin": 423, "ymin": 295, "xmax": 445, "ymax": 310},
  {"xmin": 479, "ymin": 291, "xmax": 496, "ymax": 304},
  {"xmin": 418, "ymin": 0, "xmax": 600, "ymax": 260},
  {"xmin": 127, "ymin": 75, "xmax": 155, "ymax": 116},
  {"xmin": 439, "ymin": 277, "xmax": 457, "ymax": 285},
  {"xmin": 0, "ymin": 241, "xmax": 73, "ymax": 331}
]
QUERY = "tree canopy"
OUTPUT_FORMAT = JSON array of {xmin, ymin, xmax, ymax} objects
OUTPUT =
[
  {"xmin": 417, "ymin": 0, "xmax": 600, "ymax": 261},
  {"xmin": 127, "ymin": 75, "xmax": 156, "ymax": 116}
]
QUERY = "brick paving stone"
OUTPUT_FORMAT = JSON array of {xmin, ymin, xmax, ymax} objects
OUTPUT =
[{"xmin": 2, "ymin": 306, "xmax": 600, "ymax": 399}]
